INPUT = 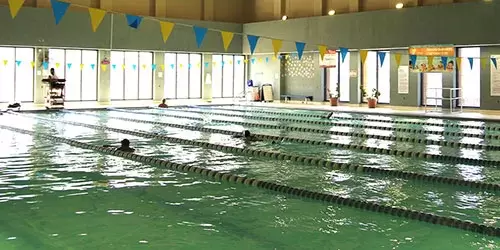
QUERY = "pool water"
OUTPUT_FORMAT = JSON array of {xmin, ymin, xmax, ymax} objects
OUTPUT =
[{"xmin": 0, "ymin": 106, "xmax": 498, "ymax": 249}]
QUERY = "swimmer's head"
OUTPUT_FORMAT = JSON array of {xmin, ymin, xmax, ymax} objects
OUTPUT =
[
  {"xmin": 243, "ymin": 130, "xmax": 251, "ymax": 137},
  {"xmin": 121, "ymin": 139, "xmax": 130, "ymax": 147}
]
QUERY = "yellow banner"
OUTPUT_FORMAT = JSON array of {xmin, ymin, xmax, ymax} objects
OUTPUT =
[
  {"xmin": 220, "ymin": 31, "xmax": 234, "ymax": 52},
  {"xmin": 8, "ymin": 0, "xmax": 25, "ymax": 18},
  {"xmin": 159, "ymin": 21, "xmax": 175, "ymax": 43},
  {"xmin": 271, "ymin": 39, "xmax": 282, "ymax": 58},
  {"xmin": 318, "ymin": 45, "xmax": 327, "ymax": 60},
  {"xmin": 360, "ymin": 50, "xmax": 368, "ymax": 64},
  {"xmin": 395, "ymin": 53, "xmax": 402, "ymax": 67},
  {"xmin": 88, "ymin": 8, "xmax": 106, "ymax": 32}
]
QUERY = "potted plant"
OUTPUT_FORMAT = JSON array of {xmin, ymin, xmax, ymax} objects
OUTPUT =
[
  {"xmin": 367, "ymin": 88, "xmax": 380, "ymax": 108},
  {"xmin": 328, "ymin": 86, "xmax": 340, "ymax": 106}
]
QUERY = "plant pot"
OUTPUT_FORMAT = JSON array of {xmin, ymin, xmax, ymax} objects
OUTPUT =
[
  {"xmin": 330, "ymin": 97, "xmax": 338, "ymax": 106},
  {"xmin": 367, "ymin": 98, "xmax": 377, "ymax": 108}
]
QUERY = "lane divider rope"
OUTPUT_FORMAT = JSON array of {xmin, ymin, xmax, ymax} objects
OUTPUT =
[
  {"xmin": 0, "ymin": 123, "xmax": 498, "ymax": 237},
  {"xmin": 62, "ymin": 110, "xmax": 500, "ymax": 166},
  {"xmin": 111, "ymin": 108, "xmax": 495, "ymax": 139},
  {"xmin": 18, "ymin": 112, "xmax": 500, "ymax": 191},
  {"xmin": 194, "ymin": 105, "xmax": 497, "ymax": 130}
]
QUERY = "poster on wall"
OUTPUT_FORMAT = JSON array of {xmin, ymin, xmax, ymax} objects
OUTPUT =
[
  {"xmin": 398, "ymin": 66, "xmax": 409, "ymax": 94},
  {"xmin": 408, "ymin": 46, "xmax": 455, "ymax": 73},
  {"xmin": 490, "ymin": 55, "xmax": 500, "ymax": 96},
  {"xmin": 319, "ymin": 50, "xmax": 337, "ymax": 68}
]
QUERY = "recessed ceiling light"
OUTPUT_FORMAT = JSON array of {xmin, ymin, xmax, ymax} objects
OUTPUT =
[
  {"xmin": 395, "ymin": 2, "xmax": 404, "ymax": 9},
  {"xmin": 328, "ymin": 10, "xmax": 336, "ymax": 16},
  {"xmin": 281, "ymin": 15, "xmax": 288, "ymax": 20}
]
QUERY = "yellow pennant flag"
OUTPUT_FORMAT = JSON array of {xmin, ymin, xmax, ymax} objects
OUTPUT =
[
  {"xmin": 101, "ymin": 64, "xmax": 107, "ymax": 71},
  {"xmin": 8, "ymin": 0, "xmax": 25, "ymax": 19},
  {"xmin": 220, "ymin": 31, "xmax": 234, "ymax": 51},
  {"xmin": 196, "ymin": 63, "xmax": 201, "ymax": 68},
  {"xmin": 160, "ymin": 64, "xmax": 165, "ymax": 71},
  {"xmin": 212, "ymin": 62, "xmax": 216, "ymax": 66},
  {"xmin": 456, "ymin": 57, "xmax": 462, "ymax": 68},
  {"xmin": 244, "ymin": 59, "xmax": 248, "ymax": 64},
  {"xmin": 3, "ymin": 60, "xmax": 7, "ymax": 66},
  {"xmin": 159, "ymin": 21, "xmax": 175, "ymax": 43},
  {"xmin": 142, "ymin": 64, "xmax": 146, "ymax": 69},
  {"xmin": 80, "ymin": 64, "xmax": 84, "ymax": 70},
  {"xmin": 55, "ymin": 62, "xmax": 60, "ymax": 68},
  {"xmin": 258, "ymin": 58, "xmax": 262, "ymax": 62},
  {"xmin": 395, "ymin": 53, "xmax": 402, "ymax": 67},
  {"xmin": 229, "ymin": 60, "xmax": 232, "ymax": 65},
  {"xmin": 121, "ymin": 64, "xmax": 126, "ymax": 69},
  {"xmin": 88, "ymin": 8, "xmax": 106, "ymax": 32},
  {"xmin": 427, "ymin": 56, "xmax": 434, "ymax": 67},
  {"xmin": 318, "ymin": 45, "xmax": 327, "ymax": 60},
  {"xmin": 360, "ymin": 50, "xmax": 368, "ymax": 64},
  {"xmin": 30, "ymin": 61, "xmax": 35, "ymax": 68},
  {"xmin": 271, "ymin": 39, "xmax": 282, "ymax": 58},
  {"xmin": 481, "ymin": 57, "xmax": 488, "ymax": 69},
  {"xmin": 179, "ymin": 64, "xmax": 183, "ymax": 68}
]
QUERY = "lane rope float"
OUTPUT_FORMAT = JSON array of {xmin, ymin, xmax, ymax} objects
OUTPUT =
[
  {"xmin": 16, "ymin": 112, "xmax": 500, "ymax": 191},
  {"xmin": 0, "ymin": 124, "xmax": 498, "ymax": 238},
  {"xmin": 194, "ymin": 105, "xmax": 498, "ymax": 130},
  {"xmin": 60, "ymin": 111, "xmax": 500, "ymax": 166},
  {"xmin": 110, "ymin": 108, "xmax": 495, "ymax": 140}
]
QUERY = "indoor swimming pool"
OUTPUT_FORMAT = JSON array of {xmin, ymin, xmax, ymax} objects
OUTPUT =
[{"xmin": 0, "ymin": 105, "xmax": 498, "ymax": 249}]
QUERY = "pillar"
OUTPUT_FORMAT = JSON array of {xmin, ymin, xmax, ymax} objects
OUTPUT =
[
  {"xmin": 34, "ymin": 48, "xmax": 46, "ymax": 105},
  {"xmin": 349, "ymin": 51, "xmax": 361, "ymax": 104},
  {"xmin": 153, "ymin": 52, "xmax": 164, "ymax": 101},
  {"xmin": 202, "ymin": 54, "xmax": 212, "ymax": 101},
  {"xmin": 98, "ymin": 50, "xmax": 110, "ymax": 103}
]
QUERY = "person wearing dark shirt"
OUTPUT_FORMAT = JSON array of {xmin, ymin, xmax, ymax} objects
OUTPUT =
[
  {"xmin": 158, "ymin": 99, "xmax": 168, "ymax": 108},
  {"xmin": 103, "ymin": 139, "xmax": 135, "ymax": 152}
]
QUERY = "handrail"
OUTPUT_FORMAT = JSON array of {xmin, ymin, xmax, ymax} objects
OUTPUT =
[{"xmin": 0, "ymin": 123, "xmax": 498, "ymax": 237}]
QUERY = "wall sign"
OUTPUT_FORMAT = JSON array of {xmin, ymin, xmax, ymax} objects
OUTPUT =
[
  {"xmin": 408, "ymin": 45, "xmax": 455, "ymax": 73},
  {"xmin": 398, "ymin": 66, "xmax": 409, "ymax": 94},
  {"xmin": 491, "ymin": 55, "xmax": 500, "ymax": 96},
  {"xmin": 349, "ymin": 70, "xmax": 357, "ymax": 77},
  {"xmin": 319, "ymin": 50, "xmax": 337, "ymax": 68}
]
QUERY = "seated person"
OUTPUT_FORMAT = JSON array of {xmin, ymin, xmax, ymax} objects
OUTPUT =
[
  {"xmin": 48, "ymin": 68, "xmax": 58, "ymax": 80},
  {"xmin": 103, "ymin": 139, "xmax": 135, "ymax": 152},
  {"xmin": 7, "ymin": 102, "xmax": 21, "ymax": 111},
  {"xmin": 158, "ymin": 99, "xmax": 168, "ymax": 108},
  {"xmin": 323, "ymin": 112, "xmax": 334, "ymax": 119}
]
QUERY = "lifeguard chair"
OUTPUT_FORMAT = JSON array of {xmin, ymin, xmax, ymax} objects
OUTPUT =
[{"xmin": 42, "ymin": 78, "xmax": 66, "ymax": 109}]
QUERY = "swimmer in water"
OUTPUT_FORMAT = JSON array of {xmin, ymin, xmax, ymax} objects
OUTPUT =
[
  {"xmin": 103, "ymin": 139, "xmax": 135, "ymax": 152},
  {"xmin": 323, "ymin": 112, "xmax": 334, "ymax": 119}
]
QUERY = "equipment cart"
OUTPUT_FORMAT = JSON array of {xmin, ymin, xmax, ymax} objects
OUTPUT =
[{"xmin": 42, "ymin": 78, "xmax": 66, "ymax": 110}]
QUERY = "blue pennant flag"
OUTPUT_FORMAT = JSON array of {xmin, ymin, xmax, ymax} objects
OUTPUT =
[
  {"xmin": 170, "ymin": 64, "xmax": 174, "ymax": 69},
  {"xmin": 468, "ymin": 57, "xmax": 474, "ymax": 69},
  {"xmin": 221, "ymin": 61, "xmax": 225, "ymax": 67},
  {"xmin": 112, "ymin": 64, "xmax": 116, "ymax": 70},
  {"xmin": 188, "ymin": 63, "xmax": 191, "ymax": 69},
  {"xmin": 491, "ymin": 58, "xmax": 498, "ymax": 69},
  {"xmin": 204, "ymin": 62, "xmax": 209, "ymax": 68},
  {"xmin": 339, "ymin": 47, "xmax": 348, "ymax": 63},
  {"xmin": 126, "ymin": 14, "xmax": 143, "ymax": 29},
  {"xmin": 43, "ymin": 62, "xmax": 49, "ymax": 70},
  {"xmin": 409, "ymin": 55, "xmax": 417, "ymax": 68},
  {"xmin": 378, "ymin": 52, "xmax": 386, "ymax": 67},
  {"xmin": 90, "ymin": 64, "xmax": 95, "ymax": 70},
  {"xmin": 50, "ymin": 0, "xmax": 70, "ymax": 25},
  {"xmin": 192, "ymin": 26, "xmax": 208, "ymax": 48},
  {"xmin": 237, "ymin": 60, "xmax": 241, "ymax": 65},
  {"xmin": 132, "ymin": 64, "xmax": 137, "ymax": 70},
  {"xmin": 441, "ymin": 56, "xmax": 448, "ymax": 66},
  {"xmin": 67, "ymin": 63, "xmax": 72, "ymax": 69},
  {"xmin": 251, "ymin": 58, "xmax": 256, "ymax": 64},
  {"xmin": 295, "ymin": 42, "xmax": 306, "ymax": 60},
  {"xmin": 265, "ymin": 57, "xmax": 269, "ymax": 63},
  {"xmin": 247, "ymin": 35, "xmax": 260, "ymax": 55},
  {"xmin": 152, "ymin": 64, "xmax": 157, "ymax": 70},
  {"xmin": 15, "ymin": 61, "xmax": 21, "ymax": 67}
]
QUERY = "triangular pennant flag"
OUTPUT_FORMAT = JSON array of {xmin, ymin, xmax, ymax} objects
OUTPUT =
[
  {"xmin": 212, "ymin": 62, "xmax": 216, "ymax": 66},
  {"xmin": 8, "ymin": 0, "xmax": 25, "ymax": 19},
  {"xmin": 126, "ymin": 14, "xmax": 142, "ymax": 29},
  {"xmin": 152, "ymin": 64, "xmax": 157, "ymax": 70},
  {"xmin": 247, "ymin": 35, "xmax": 260, "ymax": 55},
  {"xmin": 192, "ymin": 26, "xmax": 208, "ymax": 48},
  {"xmin": 188, "ymin": 63, "xmax": 192, "ymax": 69},
  {"xmin": 80, "ymin": 64, "xmax": 85, "ymax": 70},
  {"xmin": 3, "ymin": 60, "xmax": 7, "ymax": 66},
  {"xmin": 15, "ymin": 60, "xmax": 21, "ymax": 67},
  {"xmin": 456, "ymin": 57, "xmax": 462, "ymax": 69},
  {"xmin": 67, "ymin": 63, "xmax": 72, "ymax": 69},
  {"xmin": 378, "ymin": 52, "xmax": 386, "ymax": 67},
  {"xmin": 88, "ymin": 8, "xmax": 106, "ymax": 32},
  {"xmin": 160, "ymin": 64, "xmax": 164, "ymax": 70},
  {"xmin": 142, "ymin": 64, "xmax": 146, "ymax": 69},
  {"xmin": 170, "ymin": 64, "xmax": 174, "ymax": 69},
  {"xmin": 360, "ymin": 50, "xmax": 368, "ymax": 64},
  {"xmin": 55, "ymin": 62, "xmax": 60, "ymax": 68},
  {"xmin": 132, "ymin": 64, "xmax": 137, "ymax": 70},
  {"xmin": 30, "ymin": 61, "xmax": 35, "ymax": 68},
  {"xmin": 43, "ymin": 62, "xmax": 48, "ymax": 69},
  {"xmin": 395, "ymin": 53, "xmax": 402, "ymax": 67},
  {"xmin": 468, "ymin": 57, "xmax": 474, "ymax": 70},
  {"xmin": 265, "ymin": 57, "xmax": 269, "ymax": 63},
  {"xmin": 179, "ymin": 64, "xmax": 183, "ymax": 68},
  {"xmin": 221, "ymin": 61, "xmax": 225, "ymax": 67},
  {"xmin": 90, "ymin": 63, "xmax": 95, "ymax": 70},
  {"xmin": 121, "ymin": 64, "xmax": 126, "ymax": 69},
  {"xmin": 229, "ymin": 60, "xmax": 232, "ymax": 64},
  {"xmin": 257, "ymin": 58, "xmax": 262, "ymax": 63},
  {"xmin": 491, "ymin": 57, "xmax": 498, "ymax": 69},
  {"xmin": 339, "ymin": 48, "xmax": 348, "ymax": 63},
  {"xmin": 271, "ymin": 39, "xmax": 282, "ymax": 58},
  {"xmin": 237, "ymin": 60, "xmax": 241, "ymax": 65},
  {"xmin": 50, "ymin": 0, "xmax": 70, "ymax": 25},
  {"xmin": 204, "ymin": 62, "xmax": 209, "ymax": 68},
  {"xmin": 101, "ymin": 64, "xmax": 107, "ymax": 71},
  {"xmin": 295, "ymin": 42, "xmax": 306, "ymax": 60},
  {"xmin": 159, "ymin": 21, "xmax": 175, "ymax": 43},
  {"xmin": 481, "ymin": 58, "xmax": 488, "ymax": 69},
  {"xmin": 112, "ymin": 64, "xmax": 116, "ymax": 70},
  {"xmin": 251, "ymin": 58, "xmax": 256, "ymax": 64},
  {"xmin": 244, "ymin": 59, "xmax": 248, "ymax": 64},
  {"xmin": 427, "ymin": 56, "xmax": 434, "ymax": 68},
  {"xmin": 220, "ymin": 31, "xmax": 234, "ymax": 51},
  {"xmin": 318, "ymin": 45, "xmax": 327, "ymax": 60},
  {"xmin": 409, "ymin": 55, "xmax": 417, "ymax": 69},
  {"xmin": 196, "ymin": 63, "xmax": 200, "ymax": 68},
  {"xmin": 441, "ymin": 56, "xmax": 448, "ymax": 67}
]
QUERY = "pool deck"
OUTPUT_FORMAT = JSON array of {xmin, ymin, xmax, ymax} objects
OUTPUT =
[{"xmin": 7, "ymin": 99, "xmax": 500, "ymax": 122}]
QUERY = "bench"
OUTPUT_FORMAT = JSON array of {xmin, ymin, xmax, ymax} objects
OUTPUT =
[{"xmin": 281, "ymin": 95, "xmax": 313, "ymax": 104}]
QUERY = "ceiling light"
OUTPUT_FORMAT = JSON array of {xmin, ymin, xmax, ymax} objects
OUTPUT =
[
  {"xmin": 395, "ymin": 2, "xmax": 404, "ymax": 9},
  {"xmin": 328, "ymin": 10, "xmax": 336, "ymax": 16},
  {"xmin": 281, "ymin": 15, "xmax": 287, "ymax": 20}
]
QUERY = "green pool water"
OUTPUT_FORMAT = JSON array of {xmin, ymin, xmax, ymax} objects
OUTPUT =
[{"xmin": 0, "ymin": 108, "xmax": 498, "ymax": 249}]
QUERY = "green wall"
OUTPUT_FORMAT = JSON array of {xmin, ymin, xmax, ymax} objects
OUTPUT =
[{"xmin": 0, "ymin": 6, "xmax": 242, "ymax": 53}]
